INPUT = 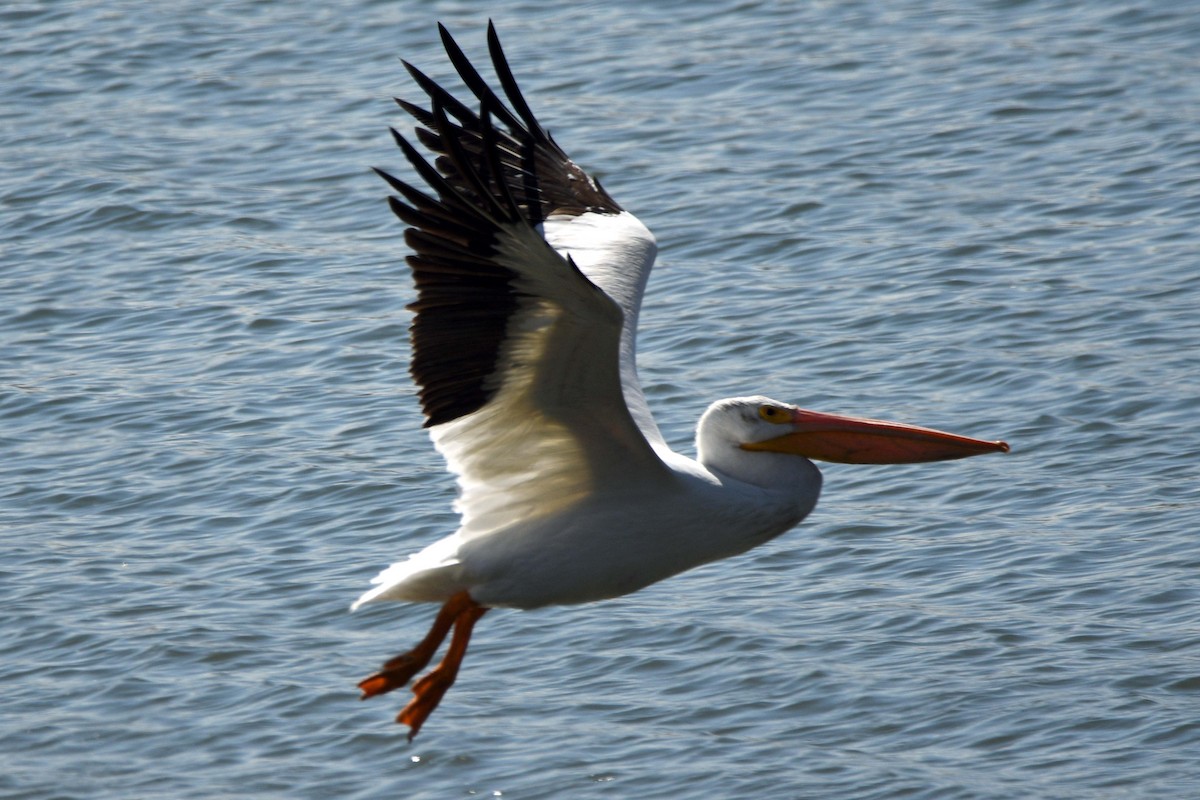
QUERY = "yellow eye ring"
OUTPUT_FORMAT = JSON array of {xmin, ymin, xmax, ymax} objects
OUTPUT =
[{"xmin": 758, "ymin": 405, "xmax": 789, "ymax": 423}]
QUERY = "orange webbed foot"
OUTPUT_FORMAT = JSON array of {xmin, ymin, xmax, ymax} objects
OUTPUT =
[
  {"xmin": 357, "ymin": 655, "xmax": 424, "ymax": 699},
  {"xmin": 357, "ymin": 591, "xmax": 488, "ymax": 740},
  {"xmin": 397, "ymin": 667, "xmax": 458, "ymax": 740}
]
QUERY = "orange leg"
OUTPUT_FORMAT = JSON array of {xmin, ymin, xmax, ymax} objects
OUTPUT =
[
  {"xmin": 397, "ymin": 599, "xmax": 488, "ymax": 740},
  {"xmin": 357, "ymin": 591, "xmax": 488, "ymax": 740},
  {"xmin": 357, "ymin": 591, "xmax": 473, "ymax": 699}
]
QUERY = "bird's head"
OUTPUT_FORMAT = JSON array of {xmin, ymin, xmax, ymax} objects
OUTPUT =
[{"xmin": 698, "ymin": 395, "xmax": 1008, "ymax": 471}]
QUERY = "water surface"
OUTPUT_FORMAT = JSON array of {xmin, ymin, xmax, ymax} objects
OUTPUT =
[{"xmin": 3, "ymin": 1, "xmax": 1199, "ymax": 797}]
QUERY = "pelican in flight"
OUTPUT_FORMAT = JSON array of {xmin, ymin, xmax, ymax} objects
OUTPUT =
[{"xmin": 355, "ymin": 22, "xmax": 1008, "ymax": 739}]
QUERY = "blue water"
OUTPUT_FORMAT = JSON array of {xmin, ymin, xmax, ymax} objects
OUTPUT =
[{"xmin": 3, "ymin": 1, "xmax": 1199, "ymax": 797}]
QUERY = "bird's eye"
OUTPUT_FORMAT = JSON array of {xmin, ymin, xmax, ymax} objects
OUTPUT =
[{"xmin": 758, "ymin": 405, "xmax": 789, "ymax": 423}]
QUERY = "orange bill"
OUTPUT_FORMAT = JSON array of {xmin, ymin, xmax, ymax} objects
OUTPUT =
[{"xmin": 741, "ymin": 407, "xmax": 1010, "ymax": 464}]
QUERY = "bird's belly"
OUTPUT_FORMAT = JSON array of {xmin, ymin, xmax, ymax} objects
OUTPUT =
[{"xmin": 459, "ymin": 487, "xmax": 808, "ymax": 609}]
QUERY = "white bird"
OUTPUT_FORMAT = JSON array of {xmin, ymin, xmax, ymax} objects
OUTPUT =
[{"xmin": 355, "ymin": 22, "xmax": 1009, "ymax": 739}]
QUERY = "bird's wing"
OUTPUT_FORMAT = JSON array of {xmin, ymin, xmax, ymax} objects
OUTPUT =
[
  {"xmin": 395, "ymin": 22, "xmax": 669, "ymax": 452},
  {"xmin": 378, "ymin": 23, "xmax": 674, "ymax": 541}
]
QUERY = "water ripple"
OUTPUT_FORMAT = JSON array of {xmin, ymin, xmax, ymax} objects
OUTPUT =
[{"xmin": 4, "ymin": 0, "xmax": 1200, "ymax": 798}]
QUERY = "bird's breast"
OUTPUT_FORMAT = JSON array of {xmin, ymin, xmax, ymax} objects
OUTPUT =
[{"xmin": 459, "ymin": 471, "xmax": 817, "ymax": 609}]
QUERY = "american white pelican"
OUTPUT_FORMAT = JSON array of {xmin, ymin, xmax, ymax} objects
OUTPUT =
[{"xmin": 356, "ymin": 22, "xmax": 1009, "ymax": 739}]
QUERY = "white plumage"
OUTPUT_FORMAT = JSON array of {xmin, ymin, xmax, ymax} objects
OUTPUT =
[{"xmin": 353, "ymin": 22, "xmax": 1008, "ymax": 739}]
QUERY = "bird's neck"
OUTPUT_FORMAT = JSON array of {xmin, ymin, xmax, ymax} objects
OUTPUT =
[{"xmin": 699, "ymin": 447, "xmax": 823, "ymax": 517}]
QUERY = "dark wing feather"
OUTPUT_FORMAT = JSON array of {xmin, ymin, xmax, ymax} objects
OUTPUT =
[
  {"xmin": 400, "ymin": 21, "xmax": 622, "ymax": 225},
  {"xmin": 377, "ymin": 103, "xmax": 524, "ymax": 427}
]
